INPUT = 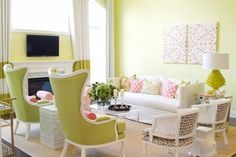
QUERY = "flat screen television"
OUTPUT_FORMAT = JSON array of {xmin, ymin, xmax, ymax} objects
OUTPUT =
[{"xmin": 26, "ymin": 35, "xmax": 59, "ymax": 57}]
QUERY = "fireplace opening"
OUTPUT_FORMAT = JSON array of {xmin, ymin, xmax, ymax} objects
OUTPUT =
[{"xmin": 28, "ymin": 77, "xmax": 53, "ymax": 98}]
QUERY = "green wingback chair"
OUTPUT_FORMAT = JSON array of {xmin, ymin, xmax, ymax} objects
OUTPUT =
[
  {"xmin": 48, "ymin": 68, "xmax": 126, "ymax": 157},
  {"xmin": 3, "ymin": 64, "xmax": 40, "ymax": 140}
]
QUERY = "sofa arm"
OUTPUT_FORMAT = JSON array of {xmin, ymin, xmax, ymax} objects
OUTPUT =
[
  {"xmin": 179, "ymin": 82, "xmax": 205, "ymax": 108},
  {"xmin": 106, "ymin": 77, "xmax": 121, "ymax": 89}
]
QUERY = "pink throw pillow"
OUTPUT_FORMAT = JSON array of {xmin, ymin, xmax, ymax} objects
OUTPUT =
[
  {"xmin": 26, "ymin": 95, "xmax": 38, "ymax": 103},
  {"xmin": 130, "ymin": 79, "xmax": 143, "ymax": 93},
  {"xmin": 84, "ymin": 110, "xmax": 97, "ymax": 120},
  {"xmin": 162, "ymin": 81, "xmax": 177, "ymax": 98},
  {"xmin": 83, "ymin": 87, "xmax": 91, "ymax": 111},
  {"xmin": 36, "ymin": 90, "xmax": 54, "ymax": 101}
]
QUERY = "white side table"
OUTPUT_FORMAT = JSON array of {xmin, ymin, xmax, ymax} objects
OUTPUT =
[
  {"xmin": 40, "ymin": 105, "xmax": 64, "ymax": 149},
  {"xmin": 193, "ymin": 126, "xmax": 217, "ymax": 157}
]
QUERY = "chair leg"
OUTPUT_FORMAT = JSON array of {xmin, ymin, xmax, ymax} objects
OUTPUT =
[
  {"xmin": 81, "ymin": 148, "xmax": 86, "ymax": 157},
  {"xmin": 222, "ymin": 130, "xmax": 228, "ymax": 145},
  {"xmin": 143, "ymin": 142, "xmax": 147, "ymax": 157},
  {"xmin": 25, "ymin": 124, "xmax": 31, "ymax": 140},
  {"xmin": 14, "ymin": 120, "xmax": 20, "ymax": 134},
  {"xmin": 175, "ymin": 150, "xmax": 179, "ymax": 157},
  {"xmin": 60, "ymin": 142, "xmax": 69, "ymax": 157},
  {"xmin": 121, "ymin": 141, "xmax": 126, "ymax": 157}
]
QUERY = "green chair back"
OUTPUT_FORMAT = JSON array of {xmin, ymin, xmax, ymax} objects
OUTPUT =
[
  {"xmin": 49, "ymin": 70, "xmax": 117, "ymax": 145},
  {"xmin": 3, "ymin": 65, "xmax": 39, "ymax": 122}
]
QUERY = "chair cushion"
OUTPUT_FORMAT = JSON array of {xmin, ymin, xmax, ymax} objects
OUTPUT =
[{"xmin": 116, "ymin": 120, "xmax": 126, "ymax": 133}]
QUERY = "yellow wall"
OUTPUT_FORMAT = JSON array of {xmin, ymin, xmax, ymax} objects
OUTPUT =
[
  {"xmin": 114, "ymin": 0, "xmax": 236, "ymax": 111},
  {"xmin": 10, "ymin": 32, "xmax": 73, "ymax": 62}
]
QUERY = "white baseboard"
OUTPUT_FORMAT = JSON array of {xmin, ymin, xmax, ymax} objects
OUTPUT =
[{"xmin": 230, "ymin": 111, "xmax": 236, "ymax": 118}]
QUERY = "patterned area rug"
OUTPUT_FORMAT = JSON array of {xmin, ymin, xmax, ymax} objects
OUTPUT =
[
  {"xmin": 1, "ymin": 119, "xmax": 192, "ymax": 157},
  {"xmin": 1, "ymin": 119, "xmax": 236, "ymax": 157}
]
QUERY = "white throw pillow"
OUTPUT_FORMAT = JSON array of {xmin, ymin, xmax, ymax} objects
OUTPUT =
[
  {"xmin": 141, "ymin": 79, "xmax": 161, "ymax": 95},
  {"xmin": 175, "ymin": 81, "xmax": 191, "ymax": 99}
]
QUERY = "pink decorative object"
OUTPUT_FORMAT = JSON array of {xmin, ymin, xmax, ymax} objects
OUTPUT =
[
  {"xmin": 26, "ymin": 95, "xmax": 38, "ymax": 103},
  {"xmin": 130, "ymin": 79, "xmax": 143, "ymax": 93},
  {"xmin": 162, "ymin": 81, "xmax": 177, "ymax": 98},
  {"xmin": 84, "ymin": 110, "xmax": 97, "ymax": 120},
  {"xmin": 83, "ymin": 86, "xmax": 91, "ymax": 111},
  {"xmin": 36, "ymin": 90, "xmax": 54, "ymax": 101}
]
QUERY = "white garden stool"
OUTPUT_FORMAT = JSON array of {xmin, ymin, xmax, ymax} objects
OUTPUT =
[{"xmin": 193, "ymin": 126, "xmax": 217, "ymax": 157}]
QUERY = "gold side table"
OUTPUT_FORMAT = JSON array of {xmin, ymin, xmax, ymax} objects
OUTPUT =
[{"xmin": 0, "ymin": 98, "xmax": 16, "ymax": 157}]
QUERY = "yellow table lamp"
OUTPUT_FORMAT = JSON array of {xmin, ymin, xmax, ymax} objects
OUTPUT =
[{"xmin": 203, "ymin": 53, "xmax": 229, "ymax": 94}]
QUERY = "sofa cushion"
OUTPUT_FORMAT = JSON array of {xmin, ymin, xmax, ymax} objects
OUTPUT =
[
  {"xmin": 130, "ymin": 79, "xmax": 143, "ymax": 93},
  {"xmin": 175, "ymin": 81, "xmax": 190, "ymax": 99},
  {"xmin": 142, "ymin": 79, "xmax": 161, "ymax": 95},
  {"xmin": 120, "ymin": 75, "xmax": 136, "ymax": 91},
  {"xmin": 122, "ymin": 92, "xmax": 180, "ymax": 112},
  {"xmin": 162, "ymin": 81, "xmax": 177, "ymax": 98}
]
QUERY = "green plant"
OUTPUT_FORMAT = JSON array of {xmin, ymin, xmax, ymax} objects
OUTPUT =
[{"xmin": 88, "ymin": 82, "xmax": 117, "ymax": 104}]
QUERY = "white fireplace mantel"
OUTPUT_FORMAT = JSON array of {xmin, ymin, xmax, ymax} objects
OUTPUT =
[{"xmin": 12, "ymin": 60, "xmax": 75, "ymax": 78}]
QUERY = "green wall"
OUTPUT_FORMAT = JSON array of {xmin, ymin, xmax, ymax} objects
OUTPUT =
[
  {"xmin": 10, "ymin": 32, "xmax": 73, "ymax": 62},
  {"xmin": 114, "ymin": 0, "xmax": 236, "ymax": 111}
]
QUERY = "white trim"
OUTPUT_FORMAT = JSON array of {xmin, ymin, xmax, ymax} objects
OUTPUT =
[
  {"xmin": 11, "ymin": 28, "xmax": 70, "ymax": 36},
  {"xmin": 61, "ymin": 138, "xmax": 125, "ymax": 157},
  {"xmin": 230, "ymin": 111, "xmax": 236, "ymax": 118},
  {"xmin": 65, "ymin": 138, "xmax": 125, "ymax": 149},
  {"xmin": 3, "ymin": 64, "xmax": 53, "ymax": 106},
  {"xmin": 16, "ymin": 119, "xmax": 40, "ymax": 125},
  {"xmin": 11, "ymin": 60, "xmax": 75, "ymax": 77},
  {"xmin": 106, "ymin": 0, "xmax": 115, "ymax": 78}
]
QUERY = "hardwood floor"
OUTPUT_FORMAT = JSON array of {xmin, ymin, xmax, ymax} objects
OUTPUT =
[{"xmin": 2, "ymin": 139, "xmax": 31, "ymax": 157}]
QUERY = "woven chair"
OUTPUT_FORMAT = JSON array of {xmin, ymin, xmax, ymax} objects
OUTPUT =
[
  {"xmin": 192, "ymin": 98, "xmax": 231, "ymax": 145},
  {"xmin": 142, "ymin": 108, "xmax": 199, "ymax": 157}
]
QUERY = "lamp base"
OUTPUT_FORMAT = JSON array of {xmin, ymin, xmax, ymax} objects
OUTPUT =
[{"xmin": 206, "ymin": 69, "xmax": 225, "ymax": 92}]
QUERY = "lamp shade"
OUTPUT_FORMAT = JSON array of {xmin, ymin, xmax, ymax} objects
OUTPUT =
[{"xmin": 203, "ymin": 53, "xmax": 229, "ymax": 70}]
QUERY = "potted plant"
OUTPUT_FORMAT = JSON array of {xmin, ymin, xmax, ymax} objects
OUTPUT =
[{"xmin": 88, "ymin": 82, "xmax": 117, "ymax": 105}]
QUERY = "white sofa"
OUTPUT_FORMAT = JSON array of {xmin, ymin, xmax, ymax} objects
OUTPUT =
[{"xmin": 109, "ymin": 76, "xmax": 205, "ymax": 113}]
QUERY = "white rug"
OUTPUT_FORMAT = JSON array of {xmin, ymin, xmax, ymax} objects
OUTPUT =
[{"xmin": 1, "ymin": 120, "xmax": 191, "ymax": 157}]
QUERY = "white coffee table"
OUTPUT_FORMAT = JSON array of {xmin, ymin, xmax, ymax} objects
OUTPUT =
[{"xmin": 90, "ymin": 103, "xmax": 171, "ymax": 124}]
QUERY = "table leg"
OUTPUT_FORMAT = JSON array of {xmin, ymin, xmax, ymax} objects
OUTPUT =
[{"xmin": 10, "ymin": 111, "xmax": 15, "ymax": 155}]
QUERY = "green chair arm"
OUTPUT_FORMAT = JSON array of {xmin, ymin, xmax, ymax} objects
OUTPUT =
[
  {"xmin": 35, "ymin": 100, "xmax": 53, "ymax": 106},
  {"xmin": 96, "ymin": 115, "xmax": 112, "ymax": 122}
]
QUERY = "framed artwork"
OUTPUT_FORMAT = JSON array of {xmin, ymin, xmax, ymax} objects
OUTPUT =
[
  {"xmin": 162, "ymin": 25, "xmax": 187, "ymax": 63},
  {"xmin": 187, "ymin": 23, "xmax": 217, "ymax": 64}
]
